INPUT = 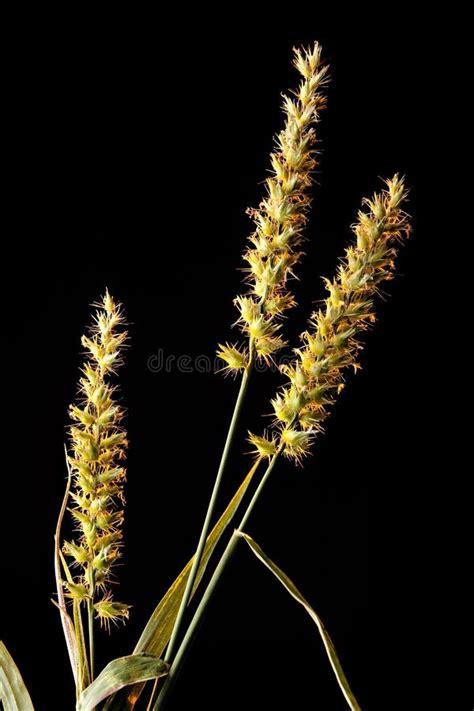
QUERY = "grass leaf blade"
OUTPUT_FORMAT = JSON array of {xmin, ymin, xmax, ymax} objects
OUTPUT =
[
  {"xmin": 54, "ymin": 455, "xmax": 80, "ymax": 687},
  {"xmin": 76, "ymin": 654, "xmax": 168, "ymax": 711},
  {"xmin": 0, "ymin": 641, "xmax": 34, "ymax": 711},
  {"xmin": 136, "ymin": 460, "xmax": 260, "ymax": 655},
  {"xmin": 237, "ymin": 531, "xmax": 362, "ymax": 711}
]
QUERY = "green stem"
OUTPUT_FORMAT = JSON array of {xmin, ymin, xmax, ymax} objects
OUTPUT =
[
  {"xmin": 154, "ymin": 450, "xmax": 281, "ymax": 710},
  {"xmin": 87, "ymin": 598, "xmax": 95, "ymax": 683},
  {"xmin": 164, "ymin": 359, "xmax": 254, "ymax": 664}
]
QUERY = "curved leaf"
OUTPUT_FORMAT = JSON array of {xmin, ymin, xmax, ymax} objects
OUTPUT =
[
  {"xmin": 0, "ymin": 641, "xmax": 34, "ymax": 711},
  {"xmin": 54, "ymin": 459, "xmax": 81, "ymax": 688},
  {"xmin": 77, "ymin": 654, "xmax": 168, "ymax": 711},
  {"xmin": 105, "ymin": 459, "xmax": 260, "ymax": 710},
  {"xmin": 237, "ymin": 531, "xmax": 362, "ymax": 711}
]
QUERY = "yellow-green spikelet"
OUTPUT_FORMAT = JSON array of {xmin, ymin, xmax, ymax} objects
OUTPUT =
[{"xmin": 64, "ymin": 290, "xmax": 130, "ymax": 627}]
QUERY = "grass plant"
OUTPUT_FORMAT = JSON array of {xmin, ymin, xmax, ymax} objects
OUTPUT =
[{"xmin": 0, "ymin": 41, "xmax": 410, "ymax": 711}]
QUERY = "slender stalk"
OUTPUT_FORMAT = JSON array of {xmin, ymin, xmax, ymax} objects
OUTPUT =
[
  {"xmin": 164, "ymin": 359, "xmax": 254, "ymax": 667},
  {"xmin": 154, "ymin": 451, "xmax": 281, "ymax": 710},
  {"xmin": 87, "ymin": 598, "xmax": 95, "ymax": 682}
]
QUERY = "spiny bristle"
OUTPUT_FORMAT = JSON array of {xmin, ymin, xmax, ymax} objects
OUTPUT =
[
  {"xmin": 63, "ymin": 291, "xmax": 130, "ymax": 628},
  {"xmin": 217, "ymin": 42, "xmax": 329, "ymax": 372},
  {"xmin": 249, "ymin": 176, "xmax": 410, "ymax": 463}
]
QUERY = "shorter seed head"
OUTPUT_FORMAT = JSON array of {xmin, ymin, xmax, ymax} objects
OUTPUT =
[{"xmin": 251, "ymin": 176, "xmax": 410, "ymax": 466}]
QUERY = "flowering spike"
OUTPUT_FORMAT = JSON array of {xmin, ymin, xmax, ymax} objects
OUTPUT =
[
  {"xmin": 218, "ymin": 42, "xmax": 329, "ymax": 369},
  {"xmin": 253, "ymin": 177, "xmax": 410, "ymax": 461},
  {"xmin": 64, "ymin": 291, "xmax": 129, "ymax": 624}
]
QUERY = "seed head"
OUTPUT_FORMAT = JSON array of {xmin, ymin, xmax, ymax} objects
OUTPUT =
[
  {"xmin": 218, "ymin": 42, "xmax": 329, "ymax": 370},
  {"xmin": 250, "ymin": 176, "xmax": 410, "ymax": 463},
  {"xmin": 63, "ymin": 291, "xmax": 129, "ymax": 627}
]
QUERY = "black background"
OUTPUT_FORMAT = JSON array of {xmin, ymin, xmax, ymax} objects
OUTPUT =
[{"xmin": 1, "ymin": 12, "xmax": 432, "ymax": 711}]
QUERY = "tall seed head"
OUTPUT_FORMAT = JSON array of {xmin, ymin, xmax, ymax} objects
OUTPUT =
[
  {"xmin": 218, "ymin": 43, "xmax": 329, "ymax": 373},
  {"xmin": 63, "ymin": 291, "xmax": 130, "ymax": 626}
]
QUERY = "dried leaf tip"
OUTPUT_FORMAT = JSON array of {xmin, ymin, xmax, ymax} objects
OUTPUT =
[{"xmin": 63, "ymin": 291, "xmax": 130, "ymax": 627}]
